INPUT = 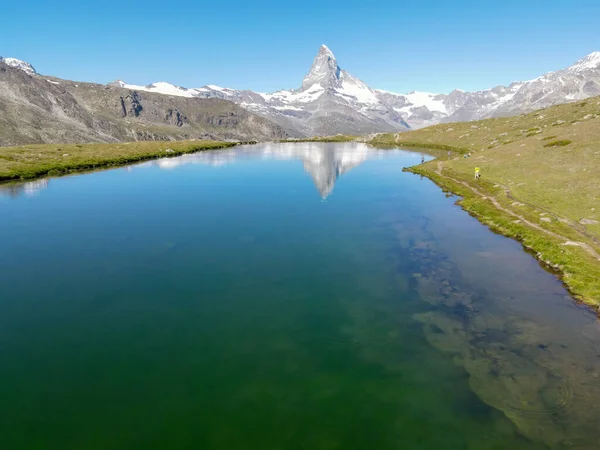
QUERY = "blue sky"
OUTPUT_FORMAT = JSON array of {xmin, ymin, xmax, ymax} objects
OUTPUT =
[{"xmin": 2, "ymin": 0, "xmax": 599, "ymax": 94}]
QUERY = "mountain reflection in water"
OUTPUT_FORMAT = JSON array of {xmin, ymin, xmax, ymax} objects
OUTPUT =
[
  {"xmin": 0, "ymin": 143, "xmax": 392, "ymax": 200},
  {"xmin": 150, "ymin": 142, "xmax": 383, "ymax": 198},
  {"xmin": 0, "ymin": 179, "xmax": 49, "ymax": 198}
]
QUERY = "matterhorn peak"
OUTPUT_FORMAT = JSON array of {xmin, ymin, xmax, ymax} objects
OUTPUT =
[
  {"xmin": 0, "ymin": 57, "xmax": 36, "ymax": 76},
  {"xmin": 300, "ymin": 44, "xmax": 342, "ymax": 91},
  {"xmin": 319, "ymin": 44, "xmax": 335, "ymax": 58}
]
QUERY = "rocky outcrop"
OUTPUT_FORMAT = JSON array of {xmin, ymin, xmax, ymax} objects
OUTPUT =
[
  {"xmin": 164, "ymin": 109, "xmax": 186, "ymax": 127},
  {"xmin": 119, "ymin": 92, "xmax": 143, "ymax": 117}
]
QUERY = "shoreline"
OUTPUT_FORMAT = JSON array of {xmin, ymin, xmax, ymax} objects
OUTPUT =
[
  {"xmin": 404, "ymin": 161, "xmax": 600, "ymax": 311},
  {"xmin": 0, "ymin": 140, "xmax": 251, "ymax": 185},
  {"xmin": 369, "ymin": 137, "xmax": 470, "ymax": 154},
  {"xmin": 367, "ymin": 96, "xmax": 600, "ymax": 310}
]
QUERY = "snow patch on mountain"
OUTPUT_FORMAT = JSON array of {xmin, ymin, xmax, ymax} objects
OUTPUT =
[
  {"xmin": 338, "ymin": 76, "xmax": 379, "ymax": 104},
  {"xmin": 568, "ymin": 52, "xmax": 600, "ymax": 72},
  {"xmin": 406, "ymin": 92, "xmax": 447, "ymax": 113},
  {"xmin": 112, "ymin": 80, "xmax": 195, "ymax": 97},
  {"xmin": 0, "ymin": 57, "xmax": 37, "ymax": 75}
]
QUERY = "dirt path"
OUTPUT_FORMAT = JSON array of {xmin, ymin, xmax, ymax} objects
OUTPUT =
[
  {"xmin": 491, "ymin": 180, "xmax": 600, "ymax": 247},
  {"xmin": 434, "ymin": 161, "xmax": 600, "ymax": 261}
]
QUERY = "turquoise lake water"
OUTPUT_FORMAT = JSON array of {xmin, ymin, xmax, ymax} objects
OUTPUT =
[{"xmin": 1, "ymin": 143, "xmax": 600, "ymax": 449}]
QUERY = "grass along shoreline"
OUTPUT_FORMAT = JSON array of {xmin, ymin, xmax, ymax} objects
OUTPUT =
[
  {"xmin": 370, "ymin": 97, "xmax": 600, "ymax": 308},
  {"xmin": 277, "ymin": 134, "xmax": 358, "ymax": 143},
  {"xmin": 369, "ymin": 137, "xmax": 470, "ymax": 154},
  {"xmin": 0, "ymin": 140, "xmax": 246, "ymax": 183},
  {"xmin": 407, "ymin": 163, "xmax": 600, "ymax": 308}
]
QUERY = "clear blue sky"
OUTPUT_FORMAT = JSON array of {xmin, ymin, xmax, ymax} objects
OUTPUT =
[{"xmin": 2, "ymin": 0, "xmax": 599, "ymax": 94}]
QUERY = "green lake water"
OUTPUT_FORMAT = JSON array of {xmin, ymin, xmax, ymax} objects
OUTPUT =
[{"xmin": 1, "ymin": 143, "xmax": 600, "ymax": 449}]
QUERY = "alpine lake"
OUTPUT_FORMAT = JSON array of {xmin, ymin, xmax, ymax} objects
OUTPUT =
[{"xmin": 1, "ymin": 143, "xmax": 600, "ymax": 450}]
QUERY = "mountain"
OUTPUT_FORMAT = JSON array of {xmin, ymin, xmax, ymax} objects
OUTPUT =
[
  {"xmin": 3, "ymin": 47, "xmax": 600, "ymax": 143},
  {"xmin": 0, "ymin": 57, "xmax": 36, "ymax": 76},
  {"xmin": 117, "ymin": 45, "xmax": 411, "ymax": 136},
  {"xmin": 117, "ymin": 47, "xmax": 600, "ymax": 131},
  {"xmin": 374, "ymin": 52, "xmax": 600, "ymax": 128},
  {"xmin": 0, "ymin": 59, "xmax": 290, "ymax": 146}
]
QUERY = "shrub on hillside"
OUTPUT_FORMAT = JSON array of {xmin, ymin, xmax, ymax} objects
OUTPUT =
[{"xmin": 543, "ymin": 140, "xmax": 572, "ymax": 148}]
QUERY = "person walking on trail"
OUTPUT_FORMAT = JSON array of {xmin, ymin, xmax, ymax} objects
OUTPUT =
[{"xmin": 474, "ymin": 166, "xmax": 481, "ymax": 180}]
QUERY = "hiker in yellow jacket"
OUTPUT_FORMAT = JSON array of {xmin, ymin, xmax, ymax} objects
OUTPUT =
[{"xmin": 474, "ymin": 166, "xmax": 481, "ymax": 179}]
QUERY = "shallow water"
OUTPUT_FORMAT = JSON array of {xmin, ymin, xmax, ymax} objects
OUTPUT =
[{"xmin": 1, "ymin": 143, "xmax": 599, "ymax": 449}]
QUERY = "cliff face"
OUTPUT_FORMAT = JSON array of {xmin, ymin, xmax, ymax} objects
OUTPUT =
[{"xmin": 0, "ymin": 63, "xmax": 290, "ymax": 146}]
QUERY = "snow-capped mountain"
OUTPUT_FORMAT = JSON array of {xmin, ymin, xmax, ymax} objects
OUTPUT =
[
  {"xmin": 115, "ymin": 46, "xmax": 600, "ymax": 132},
  {"xmin": 373, "ymin": 52, "xmax": 600, "ymax": 127},
  {"xmin": 116, "ymin": 45, "xmax": 411, "ymax": 136},
  {"xmin": 0, "ymin": 57, "xmax": 36, "ymax": 76},
  {"xmin": 3, "ymin": 47, "xmax": 600, "ymax": 140}
]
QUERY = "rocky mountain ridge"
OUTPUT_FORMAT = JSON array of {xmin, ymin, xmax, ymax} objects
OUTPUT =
[
  {"xmin": 114, "ymin": 46, "xmax": 600, "ymax": 130},
  {"xmin": 377, "ymin": 51, "xmax": 600, "ymax": 127},
  {"xmin": 2, "ymin": 47, "xmax": 600, "ymax": 143},
  {"xmin": 117, "ymin": 45, "xmax": 411, "ymax": 136},
  {"xmin": 0, "ymin": 61, "xmax": 290, "ymax": 146}
]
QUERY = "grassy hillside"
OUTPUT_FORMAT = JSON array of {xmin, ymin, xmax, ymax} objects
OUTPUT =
[
  {"xmin": 370, "ymin": 97, "xmax": 600, "ymax": 307},
  {"xmin": 0, "ymin": 140, "xmax": 240, "ymax": 182}
]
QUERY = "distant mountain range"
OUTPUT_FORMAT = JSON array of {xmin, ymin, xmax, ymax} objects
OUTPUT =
[
  {"xmin": 1, "ymin": 47, "xmax": 600, "ymax": 145},
  {"xmin": 113, "ymin": 46, "xmax": 600, "ymax": 131}
]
